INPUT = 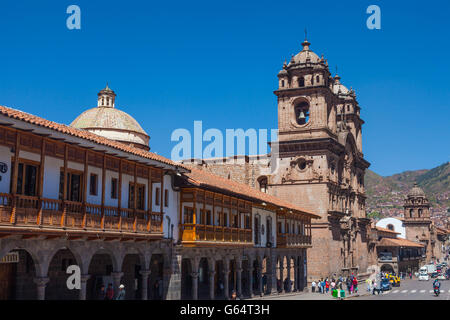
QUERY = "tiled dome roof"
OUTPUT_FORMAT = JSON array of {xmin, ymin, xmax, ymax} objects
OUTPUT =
[
  {"xmin": 70, "ymin": 107, "xmax": 148, "ymax": 135},
  {"xmin": 289, "ymin": 39, "xmax": 321, "ymax": 65},
  {"xmin": 408, "ymin": 183, "xmax": 426, "ymax": 197}
]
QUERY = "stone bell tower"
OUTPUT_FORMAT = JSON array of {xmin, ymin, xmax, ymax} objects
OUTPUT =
[
  {"xmin": 270, "ymin": 37, "xmax": 371, "ymax": 281},
  {"xmin": 403, "ymin": 184, "xmax": 435, "ymax": 263}
]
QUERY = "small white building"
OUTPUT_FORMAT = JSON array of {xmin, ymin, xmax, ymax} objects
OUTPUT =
[{"xmin": 376, "ymin": 217, "xmax": 405, "ymax": 239}]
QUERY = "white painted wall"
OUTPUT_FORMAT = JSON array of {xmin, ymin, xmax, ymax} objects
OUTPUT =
[
  {"xmin": 376, "ymin": 217, "xmax": 406, "ymax": 239},
  {"xmin": 43, "ymin": 156, "xmax": 63, "ymax": 199},
  {"xmin": 0, "ymin": 145, "xmax": 12, "ymax": 193},
  {"xmin": 162, "ymin": 175, "xmax": 179, "ymax": 242},
  {"xmin": 252, "ymin": 207, "xmax": 276, "ymax": 248}
]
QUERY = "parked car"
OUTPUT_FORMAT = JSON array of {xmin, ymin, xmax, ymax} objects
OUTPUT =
[
  {"xmin": 388, "ymin": 274, "xmax": 401, "ymax": 287},
  {"xmin": 419, "ymin": 267, "xmax": 429, "ymax": 281}
]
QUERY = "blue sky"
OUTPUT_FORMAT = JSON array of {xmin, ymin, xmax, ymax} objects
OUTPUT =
[{"xmin": 0, "ymin": 0, "xmax": 449, "ymax": 176}]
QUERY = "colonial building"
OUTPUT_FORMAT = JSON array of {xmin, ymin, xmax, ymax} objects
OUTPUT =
[
  {"xmin": 373, "ymin": 225, "xmax": 425, "ymax": 274},
  {"xmin": 181, "ymin": 38, "xmax": 373, "ymax": 282},
  {"xmin": 0, "ymin": 87, "xmax": 319, "ymax": 300},
  {"xmin": 403, "ymin": 184, "xmax": 449, "ymax": 264}
]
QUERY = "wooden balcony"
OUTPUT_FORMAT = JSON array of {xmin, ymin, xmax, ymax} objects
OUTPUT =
[
  {"xmin": 277, "ymin": 234, "xmax": 312, "ymax": 248},
  {"xmin": 0, "ymin": 193, "xmax": 163, "ymax": 240},
  {"xmin": 180, "ymin": 223, "xmax": 252, "ymax": 246}
]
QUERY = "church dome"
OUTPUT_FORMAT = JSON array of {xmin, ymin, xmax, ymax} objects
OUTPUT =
[
  {"xmin": 332, "ymin": 74, "xmax": 349, "ymax": 95},
  {"xmin": 70, "ymin": 85, "xmax": 150, "ymax": 150},
  {"xmin": 408, "ymin": 183, "xmax": 426, "ymax": 197},
  {"xmin": 290, "ymin": 39, "xmax": 321, "ymax": 65}
]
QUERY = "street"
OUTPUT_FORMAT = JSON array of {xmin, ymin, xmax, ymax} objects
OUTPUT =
[
  {"xmin": 351, "ymin": 278, "xmax": 450, "ymax": 300},
  {"xmin": 249, "ymin": 278, "xmax": 450, "ymax": 300}
]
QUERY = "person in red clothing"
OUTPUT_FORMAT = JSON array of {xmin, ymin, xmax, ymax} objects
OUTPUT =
[
  {"xmin": 352, "ymin": 277, "xmax": 358, "ymax": 293},
  {"xmin": 106, "ymin": 283, "xmax": 114, "ymax": 300},
  {"xmin": 325, "ymin": 279, "xmax": 330, "ymax": 293}
]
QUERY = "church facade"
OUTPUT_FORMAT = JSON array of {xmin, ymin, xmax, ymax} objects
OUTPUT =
[{"xmin": 182, "ymin": 38, "xmax": 374, "ymax": 282}]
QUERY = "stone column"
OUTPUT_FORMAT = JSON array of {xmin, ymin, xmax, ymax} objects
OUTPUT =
[
  {"xmin": 223, "ymin": 268, "xmax": 230, "ymax": 300},
  {"xmin": 279, "ymin": 264, "xmax": 284, "ymax": 293},
  {"xmin": 79, "ymin": 274, "xmax": 90, "ymax": 300},
  {"xmin": 139, "ymin": 270, "xmax": 151, "ymax": 300},
  {"xmin": 270, "ymin": 255, "xmax": 277, "ymax": 295},
  {"xmin": 111, "ymin": 272, "xmax": 124, "ymax": 299},
  {"xmin": 208, "ymin": 271, "xmax": 215, "ymax": 300},
  {"xmin": 293, "ymin": 262, "xmax": 299, "ymax": 292},
  {"xmin": 191, "ymin": 272, "xmax": 199, "ymax": 300},
  {"xmin": 236, "ymin": 268, "xmax": 242, "ymax": 298},
  {"xmin": 258, "ymin": 266, "xmax": 263, "ymax": 296},
  {"xmin": 286, "ymin": 260, "xmax": 291, "ymax": 293},
  {"xmin": 248, "ymin": 266, "xmax": 253, "ymax": 298},
  {"xmin": 33, "ymin": 277, "xmax": 50, "ymax": 300}
]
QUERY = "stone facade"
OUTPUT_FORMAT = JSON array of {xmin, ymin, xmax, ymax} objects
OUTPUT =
[
  {"xmin": 182, "ymin": 38, "xmax": 373, "ymax": 281},
  {"xmin": 403, "ymin": 184, "xmax": 448, "ymax": 264}
]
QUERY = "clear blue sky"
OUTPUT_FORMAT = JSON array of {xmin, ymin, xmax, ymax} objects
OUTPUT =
[{"xmin": 0, "ymin": 0, "xmax": 449, "ymax": 176}]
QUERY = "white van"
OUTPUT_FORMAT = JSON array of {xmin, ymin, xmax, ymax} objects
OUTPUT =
[{"xmin": 418, "ymin": 267, "xmax": 429, "ymax": 281}]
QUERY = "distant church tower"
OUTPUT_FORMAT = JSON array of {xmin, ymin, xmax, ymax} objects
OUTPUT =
[
  {"xmin": 403, "ymin": 184, "xmax": 435, "ymax": 263},
  {"xmin": 271, "ymin": 37, "xmax": 371, "ymax": 280}
]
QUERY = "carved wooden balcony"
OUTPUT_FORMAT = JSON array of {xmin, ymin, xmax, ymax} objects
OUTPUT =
[
  {"xmin": 277, "ymin": 234, "xmax": 312, "ymax": 248},
  {"xmin": 0, "ymin": 193, "xmax": 163, "ymax": 240},
  {"xmin": 180, "ymin": 223, "xmax": 252, "ymax": 246}
]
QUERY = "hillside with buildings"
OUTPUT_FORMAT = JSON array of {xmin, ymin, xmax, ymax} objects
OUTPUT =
[{"xmin": 365, "ymin": 162, "xmax": 450, "ymax": 228}]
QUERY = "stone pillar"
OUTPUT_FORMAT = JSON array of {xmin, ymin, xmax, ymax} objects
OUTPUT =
[
  {"xmin": 236, "ymin": 268, "xmax": 242, "ymax": 298},
  {"xmin": 209, "ymin": 271, "xmax": 215, "ymax": 300},
  {"xmin": 270, "ymin": 255, "xmax": 277, "ymax": 294},
  {"xmin": 33, "ymin": 277, "xmax": 50, "ymax": 300},
  {"xmin": 293, "ymin": 262, "xmax": 298, "ymax": 292},
  {"xmin": 111, "ymin": 272, "xmax": 124, "ymax": 299},
  {"xmin": 191, "ymin": 272, "xmax": 199, "ymax": 300},
  {"xmin": 139, "ymin": 270, "xmax": 151, "ymax": 300},
  {"xmin": 165, "ymin": 249, "xmax": 182, "ymax": 300},
  {"xmin": 223, "ymin": 268, "xmax": 230, "ymax": 300},
  {"xmin": 286, "ymin": 260, "xmax": 291, "ymax": 293},
  {"xmin": 79, "ymin": 274, "xmax": 90, "ymax": 300},
  {"xmin": 258, "ymin": 266, "xmax": 263, "ymax": 296},
  {"xmin": 279, "ymin": 264, "xmax": 284, "ymax": 293},
  {"xmin": 248, "ymin": 266, "xmax": 253, "ymax": 298}
]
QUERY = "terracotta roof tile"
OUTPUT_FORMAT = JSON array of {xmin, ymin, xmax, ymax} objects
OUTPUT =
[
  {"xmin": 0, "ymin": 105, "xmax": 181, "ymax": 168},
  {"xmin": 375, "ymin": 226, "xmax": 400, "ymax": 234},
  {"xmin": 378, "ymin": 237, "xmax": 424, "ymax": 248},
  {"xmin": 185, "ymin": 167, "xmax": 320, "ymax": 219}
]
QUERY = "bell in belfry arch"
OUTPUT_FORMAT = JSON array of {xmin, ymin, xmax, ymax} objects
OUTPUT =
[{"xmin": 298, "ymin": 110, "xmax": 306, "ymax": 120}]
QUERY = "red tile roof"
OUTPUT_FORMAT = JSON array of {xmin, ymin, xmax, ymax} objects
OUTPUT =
[
  {"xmin": 185, "ymin": 167, "xmax": 321, "ymax": 219},
  {"xmin": 375, "ymin": 226, "xmax": 400, "ymax": 234},
  {"xmin": 0, "ymin": 105, "xmax": 182, "ymax": 168},
  {"xmin": 378, "ymin": 237, "xmax": 424, "ymax": 248}
]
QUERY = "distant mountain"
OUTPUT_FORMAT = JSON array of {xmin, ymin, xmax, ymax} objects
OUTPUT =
[{"xmin": 365, "ymin": 162, "xmax": 450, "ymax": 228}]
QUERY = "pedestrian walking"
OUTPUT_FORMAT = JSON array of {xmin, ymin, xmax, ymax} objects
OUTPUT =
[
  {"xmin": 106, "ymin": 283, "xmax": 114, "ymax": 300},
  {"xmin": 325, "ymin": 280, "xmax": 329, "ymax": 293},
  {"xmin": 98, "ymin": 284, "xmax": 106, "ymax": 300},
  {"xmin": 311, "ymin": 280, "xmax": 316, "ymax": 293},
  {"xmin": 352, "ymin": 277, "xmax": 358, "ymax": 294},
  {"xmin": 366, "ymin": 278, "xmax": 371, "ymax": 292},
  {"xmin": 116, "ymin": 284, "xmax": 126, "ymax": 300},
  {"xmin": 346, "ymin": 277, "xmax": 352, "ymax": 294}
]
